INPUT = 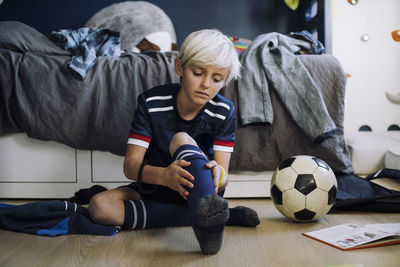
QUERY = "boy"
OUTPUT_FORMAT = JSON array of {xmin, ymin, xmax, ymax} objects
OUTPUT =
[{"xmin": 88, "ymin": 29, "xmax": 259, "ymax": 254}]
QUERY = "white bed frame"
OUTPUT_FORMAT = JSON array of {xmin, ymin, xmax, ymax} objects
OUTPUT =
[{"xmin": 0, "ymin": 133, "xmax": 272, "ymax": 199}]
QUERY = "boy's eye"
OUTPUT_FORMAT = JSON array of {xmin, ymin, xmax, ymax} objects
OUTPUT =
[
  {"xmin": 193, "ymin": 71, "xmax": 202, "ymax": 76},
  {"xmin": 213, "ymin": 79, "xmax": 222, "ymax": 83}
]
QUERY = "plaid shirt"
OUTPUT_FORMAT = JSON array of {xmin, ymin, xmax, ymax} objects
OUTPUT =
[{"xmin": 49, "ymin": 27, "xmax": 121, "ymax": 79}]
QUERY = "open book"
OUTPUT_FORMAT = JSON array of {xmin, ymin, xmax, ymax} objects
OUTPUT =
[{"xmin": 302, "ymin": 223, "xmax": 400, "ymax": 251}]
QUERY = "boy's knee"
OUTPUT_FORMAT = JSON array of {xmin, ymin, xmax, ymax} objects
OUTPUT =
[
  {"xmin": 169, "ymin": 132, "xmax": 197, "ymax": 155},
  {"xmin": 88, "ymin": 194, "xmax": 110, "ymax": 223}
]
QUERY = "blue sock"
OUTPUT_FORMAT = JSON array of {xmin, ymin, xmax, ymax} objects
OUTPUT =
[
  {"xmin": 122, "ymin": 199, "xmax": 192, "ymax": 229},
  {"xmin": 172, "ymin": 144, "xmax": 216, "ymax": 209},
  {"xmin": 173, "ymin": 144, "xmax": 229, "ymax": 254}
]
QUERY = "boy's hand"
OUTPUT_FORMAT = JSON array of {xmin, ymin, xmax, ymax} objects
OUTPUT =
[
  {"xmin": 163, "ymin": 160, "xmax": 195, "ymax": 199},
  {"xmin": 205, "ymin": 160, "xmax": 222, "ymax": 193}
]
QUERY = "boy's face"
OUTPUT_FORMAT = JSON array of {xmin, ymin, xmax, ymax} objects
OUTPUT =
[{"xmin": 175, "ymin": 58, "xmax": 229, "ymax": 108}]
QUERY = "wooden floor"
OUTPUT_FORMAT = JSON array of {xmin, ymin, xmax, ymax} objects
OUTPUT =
[{"xmin": 1, "ymin": 198, "xmax": 399, "ymax": 267}]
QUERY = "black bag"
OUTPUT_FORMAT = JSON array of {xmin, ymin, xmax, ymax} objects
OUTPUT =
[{"xmin": 333, "ymin": 169, "xmax": 400, "ymax": 212}]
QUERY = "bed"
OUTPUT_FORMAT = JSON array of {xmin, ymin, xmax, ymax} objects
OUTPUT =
[{"xmin": 0, "ymin": 0, "xmax": 353, "ymax": 198}]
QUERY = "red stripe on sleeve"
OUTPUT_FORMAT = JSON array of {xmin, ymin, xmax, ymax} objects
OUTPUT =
[
  {"xmin": 129, "ymin": 133, "xmax": 151, "ymax": 143},
  {"xmin": 214, "ymin": 140, "xmax": 234, "ymax": 147}
]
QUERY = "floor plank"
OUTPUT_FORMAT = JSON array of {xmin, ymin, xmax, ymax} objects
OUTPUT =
[{"xmin": 1, "ymin": 199, "xmax": 399, "ymax": 267}]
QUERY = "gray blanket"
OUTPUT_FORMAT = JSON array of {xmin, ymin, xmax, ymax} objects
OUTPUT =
[
  {"xmin": 0, "ymin": 21, "xmax": 179, "ymax": 155},
  {"xmin": 0, "ymin": 21, "xmax": 353, "ymax": 173}
]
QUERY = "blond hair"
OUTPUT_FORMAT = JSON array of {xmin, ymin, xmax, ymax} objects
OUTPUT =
[{"xmin": 178, "ymin": 29, "xmax": 241, "ymax": 84}]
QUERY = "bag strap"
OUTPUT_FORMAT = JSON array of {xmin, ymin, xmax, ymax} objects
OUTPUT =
[{"xmin": 365, "ymin": 168, "xmax": 400, "ymax": 181}]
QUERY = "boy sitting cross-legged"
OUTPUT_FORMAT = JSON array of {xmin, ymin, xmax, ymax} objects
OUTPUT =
[{"xmin": 88, "ymin": 29, "xmax": 259, "ymax": 254}]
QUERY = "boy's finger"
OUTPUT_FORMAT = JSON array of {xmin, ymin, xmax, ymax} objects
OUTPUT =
[
  {"xmin": 182, "ymin": 178, "xmax": 193, "ymax": 189},
  {"xmin": 179, "ymin": 187, "xmax": 189, "ymax": 199},
  {"xmin": 206, "ymin": 160, "xmax": 217, "ymax": 168},
  {"xmin": 177, "ymin": 160, "xmax": 191, "ymax": 166},
  {"xmin": 181, "ymin": 169, "xmax": 195, "ymax": 181},
  {"xmin": 180, "ymin": 192, "xmax": 187, "ymax": 200}
]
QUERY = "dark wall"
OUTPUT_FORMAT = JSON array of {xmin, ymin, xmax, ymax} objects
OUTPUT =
[{"xmin": 0, "ymin": 0, "xmax": 323, "ymax": 46}]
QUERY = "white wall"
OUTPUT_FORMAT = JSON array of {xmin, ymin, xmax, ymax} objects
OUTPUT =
[{"xmin": 332, "ymin": 0, "xmax": 400, "ymax": 133}]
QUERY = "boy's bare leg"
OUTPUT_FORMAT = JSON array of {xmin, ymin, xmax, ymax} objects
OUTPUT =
[{"xmin": 88, "ymin": 187, "xmax": 141, "ymax": 226}]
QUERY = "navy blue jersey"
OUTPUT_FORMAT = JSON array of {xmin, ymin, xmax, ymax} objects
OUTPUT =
[{"xmin": 128, "ymin": 83, "xmax": 236, "ymax": 167}]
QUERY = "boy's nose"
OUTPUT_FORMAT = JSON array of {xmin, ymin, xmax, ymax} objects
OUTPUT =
[{"xmin": 201, "ymin": 76, "xmax": 211, "ymax": 88}]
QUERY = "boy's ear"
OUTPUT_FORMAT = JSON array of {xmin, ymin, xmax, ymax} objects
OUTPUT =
[{"xmin": 174, "ymin": 58, "xmax": 183, "ymax": 76}]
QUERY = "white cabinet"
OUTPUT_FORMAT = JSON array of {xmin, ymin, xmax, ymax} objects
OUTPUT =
[
  {"xmin": 0, "ymin": 134, "xmax": 76, "ymax": 182},
  {"xmin": 92, "ymin": 151, "xmax": 126, "ymax": 183},
  {"xmin": 0, "ymin": 134, "xmax": 129, "ymax": 198}
]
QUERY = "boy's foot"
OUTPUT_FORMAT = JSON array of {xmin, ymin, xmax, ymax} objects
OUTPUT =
[
  {"xmin": 228, "ymin": 206, "xmax": 260, "ymax": 227},
  {"xmin": 193, "ymin": 194, "xmax": 229, "ymax": 255}
]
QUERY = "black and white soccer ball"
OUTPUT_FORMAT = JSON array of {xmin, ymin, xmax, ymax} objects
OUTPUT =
[{"xmin": 270, "ymin": 155, "xmax": 337, "ymax": 222}]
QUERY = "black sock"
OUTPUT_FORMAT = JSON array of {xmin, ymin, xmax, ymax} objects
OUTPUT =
[{"xmin": 228, "ymin": 206, "xmax": 260, "ymax": 227}]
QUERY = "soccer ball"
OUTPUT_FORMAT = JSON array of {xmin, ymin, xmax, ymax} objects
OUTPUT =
[{"xmin": 270, "ymin": 155, "xmax": 337, "ymax": 222}]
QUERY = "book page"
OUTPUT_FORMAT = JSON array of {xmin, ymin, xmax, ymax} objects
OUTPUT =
[
  {"xmin": 304, "ymin": 223, "xmax": 396, "ymax": 249},
  {"xmin": 366, "ymin": 223, "xmax": 400, "ymax": 235}
]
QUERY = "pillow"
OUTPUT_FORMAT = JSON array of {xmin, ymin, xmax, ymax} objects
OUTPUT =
[{"xmin": 84, "ymin": 1, "xmax": 177, "ymax": 52}]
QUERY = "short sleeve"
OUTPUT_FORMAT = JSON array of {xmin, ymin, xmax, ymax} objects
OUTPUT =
[
  {"xmin": 127, "ymin": 94, "xmax": 153, "ymax": 148},
  {"xmin": 213, "ymin": 104, "xmax": 236, "ymax": 152}
]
